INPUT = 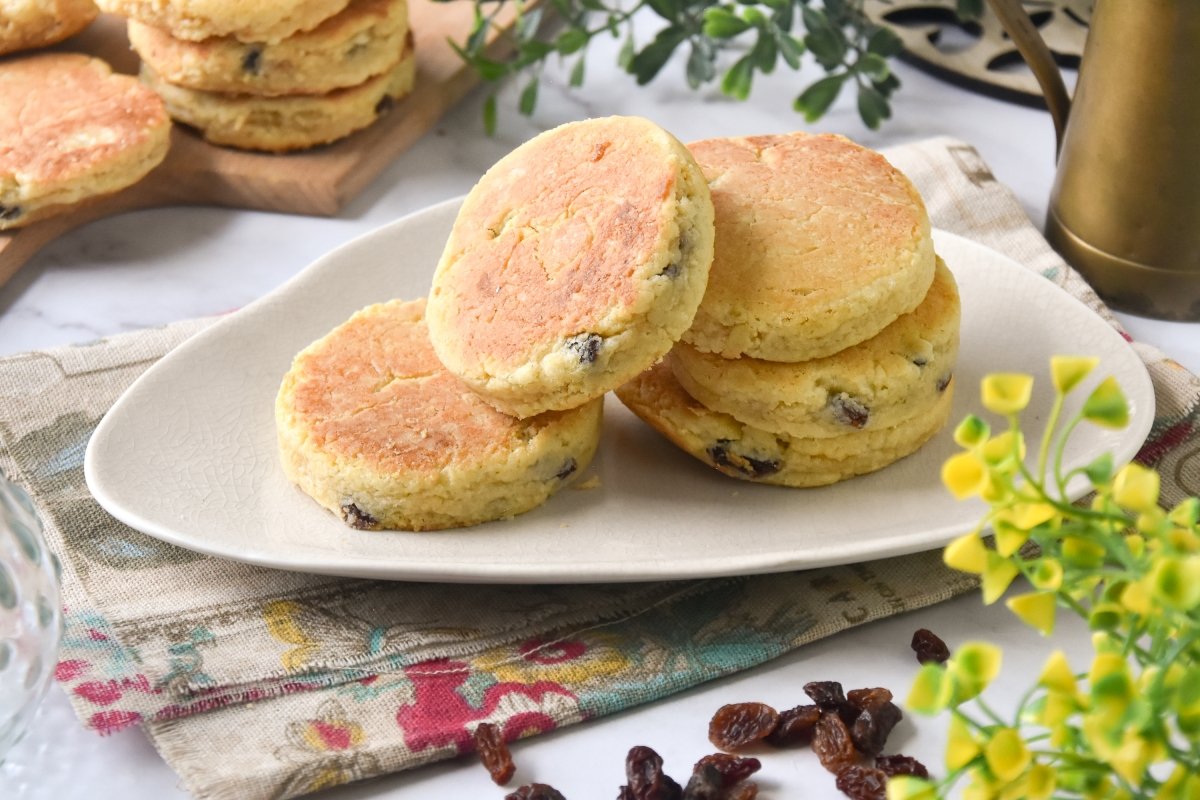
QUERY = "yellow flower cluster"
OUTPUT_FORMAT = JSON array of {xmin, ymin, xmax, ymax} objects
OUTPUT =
[{"xmin": 895, "ymin": 357, "xmax": 1200, "ymax": 800}]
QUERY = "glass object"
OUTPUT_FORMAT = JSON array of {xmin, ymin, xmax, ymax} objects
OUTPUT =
[{"xmin": 0, "ymin": 476, "xmax": 61, "ymax": 761}]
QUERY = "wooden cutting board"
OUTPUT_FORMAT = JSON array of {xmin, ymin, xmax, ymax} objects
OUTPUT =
[{"xmin": 0, "ymin": 0, "xmax": 520, "ymax": 289}]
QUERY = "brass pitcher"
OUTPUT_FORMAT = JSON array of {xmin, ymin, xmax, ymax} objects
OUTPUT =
[{"xmin": 987, "ymin": 0, "xmax": 1200, "ymax": 320}]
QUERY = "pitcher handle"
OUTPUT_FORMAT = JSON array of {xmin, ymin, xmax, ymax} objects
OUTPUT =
[{"xmin": 985, "ymin": 0, "xmax": 1073, "ymax": 155}]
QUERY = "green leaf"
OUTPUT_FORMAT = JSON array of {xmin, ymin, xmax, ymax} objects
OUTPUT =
[
  {"xmin": 956, "ymin": 0, "xmax": 984, "ymax": 21},
  {"xmin": 1084, "ymin": 452, "xmax": 1115, "ymax": 486},
  {"xmin": 805, "ymin": 27, "xmax": 845, "ymax": 68},
  {"xmin": 702, "ymin": 7, "xmax": 751, "ymax": 38},
  {"xmin": 793, "ymin": 73, "xmax": 846, "ymax": 121},
  {"xmin": 519, "ymin": 77, "xmax": 539, "ymax": 116},
  {"xmin": 515, "ymin": 6, "xmax": 545, "ymax": 42},
  {"xmin": 686, "ymin": 40, "xmax": 716, "ymax": 88},
  {"xmin": 742, "ymin": 7, "xmax": 767, "ymax": 27},
  {"xmin": 647, "ymin": 0, "xmax": 679, "ymax": 22},
  {"xmin": 617, "ymin": 33, "xmax": 636, "ymax": 70},
  {"xmin": 750, "ymin": 29, "xmax": 778, "ymax": 72},
  {"xmin": 482, "ymin": 94, "xmax": 497, "ymax": 135},
  {"xmin": 629, "ymin": 26, "xmax": 687, "ymax": 84},
  {"xmin": 556, "ymin": 28, "xmax": 589, "ymax": 54},
  {"xmin": 867, "ymin": 26, "xmax": 904, "ymax": 57},
  {"xmin": 801, "ymin": 5, "xmax": 829, "ymax": 36},
  {"xmin": 720, "ymin": 54, "xmax": 755, "ymax": 100},
  {"xmin": 579, "ymin": 0, "xmax": 605, "ymax": 10},
  {"xmin": 774, "ymin": 29, "xmax": 804, "ymax": 69},
  {"xmin": 873, "ymin": 72, "xmax": 901, "ymax": 95},
  {"xmin": 858, "ymin": 52, "xmax": 890, "ymax": 82},
  {"xmin": 857, "ymin": 84, "xmax": 891, "ymax": 129},
  {"xmin": 470, "ymin": 56, "xmax": 510, "ymax": 81},
  {"xmin": 569, "ymin": 56, "xmax": 587, "ymax": 87}
]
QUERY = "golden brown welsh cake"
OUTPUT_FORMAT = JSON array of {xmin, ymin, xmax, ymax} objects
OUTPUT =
[
  {"xmin": 276, "ymin": 299, "xmax": 603, "ymax": 531},
  {"xmin": 0, "ymin": 53, "xmax": 170, "ymax": 230},
  {"xmin": 0, "ymin": 0, "xmax": 98, "ymax": 55},
  {"xmin": 426, "ymin": 116, "xmax": 716, "ymax": 418}
]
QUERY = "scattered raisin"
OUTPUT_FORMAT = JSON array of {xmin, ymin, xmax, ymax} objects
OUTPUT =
[
  {"xmin": 829, "ymin": 393, "xmax": 870, "ymax": 428},
  {"xmin": 846, "ymin": 688, "xmax": 893, "ymax": 714},
  {"xmin": 911, "ymin": 356, "xmax": 929, "ymax": 367},
  {"xmin": 875, "ymin": 754, "xmax": 929, "ymax": 779},
  {"xmin": 835, "ymin": 765, "xmax": 889, "ymax": 800},
  {"xmin": 565, "ymin": 333, "xmax": 603, "ymax": 364},
  {"xmin": 506, "ymin": 784, "xmax": 567, "ymax": 800},
  {"xmin": 936, "ymin": 373, "xmax": 953, "ymax": 393},
  {"xmin": 803, "ymin": 681, "xmax": 849, "ymax": 712},
  {"xmin": 680, "ymin": 763, "xmax": 723, "ymax": 800},
  {"xmin": 811, "ymin": 713, "xmax": 859, "ymax": 774},
  {"xmin": 708, "ymin": 702, "xmax": 780, "ymax": 751},
  {"xmin": 241, "ymin": 46, "xmax": 263, "ymax": 74},
  {"xmin": 623, "ymin": 745, "xmax": 681, "ymax": 800},
  {"xmin": 693, "ymin": 753, "xmax": 761, "ymax": 787},
  {"xmin": 555, "ymin": 458, "xmax": 578, "ymax": 480},
  {"xmin": 706, "ymin": 441, "xmax": 782, "ymax": 479},
  {"xmin": 340, "ymin": 502, "xmax": 379, "ymax": 530},
  {"xmin": 472, "ymin": 722, "xmax": 515, "ymax": 786},
  {"xmin": 0, "ymin": 205, "xmax": 21, "ymax": 221},
  {"xmin": 764, "ymin": 704, "xmax": 820, "ymax": 747},
  {"xmin": 911, "ymin": 629, "xmax": 950, "ymax": 664},
  {"xmin": 850, "ymin": 701, "xmax": 903, "ymax": 757},
  {"xmin": 374, "ymin": 95, "xmax": 395, "ymax": 116},
  {"xmin": 662, "ymin": 233, "xmax": 688, "ymax": 278}
]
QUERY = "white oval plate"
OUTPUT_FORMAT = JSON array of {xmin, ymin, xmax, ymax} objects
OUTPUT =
[{"xmin": 84, "ymin": 200, "xmax": 1154, "ymax": 584}]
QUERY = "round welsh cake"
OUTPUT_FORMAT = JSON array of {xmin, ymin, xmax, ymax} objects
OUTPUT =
[
  {"xmin": 0, "ymin": 53, "xmax": 169, "ymax": 230},
  {"xmin": 96, "ymin": 0, "xmax": 351, "ymax": 43},
  {"xmin": 616, "ymin": 361, "xmax": 953, "ymax": 488},
  {"xmin": 127, "ymin": 0, "xmax": 409, "ymax": 97},
  {"xmin": 426, "ymin": 116, "xmax": 716, "ymax": 419},
  {"xmin": 141, "ymin": 36, "xmax": 414, "ymax": 152},
  {"xmin": 0, "ymin": 0, "xmax": 98, "ymax": 56},
  {"xmin": 671, "ymin": 257, "xmax": 960, "ymax": 439},
  {"xmin": 276, "ymin": 299, "xmax": 603, "ymax": 531},
  {"xmin": 684, "ymin": 132, "xmax": 935, "ymax": 362}
]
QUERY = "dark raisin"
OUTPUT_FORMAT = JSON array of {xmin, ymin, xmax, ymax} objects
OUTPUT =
[
  {"xmin": 472, "ymin": 722, "xmax": 515, "ymax": 786},
  {"xmin": 661, "ymin": 233, "xmax": 688, "ymax": 278},
  {"xmin": 241, "ymin": 46, "xmax": 263, "ymax": 74},
  {"xmin": 765, "ymin": 704, "xmax": 821, "ymax": 747},
  {"xmin": 555, "ymin": 458, "xmax": 578, "ymax": 480},
  {"xmin": 811, "ymin": 713, "xmax": 859, "ymax": 774},
  {"xmin": 708, "ymin": 702, "xmax": 780, "ymax": 751},
  {"xmin": 681, "ymin": 764, "xmax": 722, "ymax": 800},
  {"xmin": 911, "ymin": 628, "xmax": 950, "ymax": 664},
  {"xmin": 847, "ymin": 688, "xmax": 893, "ymax": 714},
  {"xmin": 706, "ymin": 440, "xmax": 782, "ymax": 479},
  {"xmin": 506, "ymin": 784, "xmax": 567, "ymax": 800},
  {"xmin": 661, "ymin": 261, "xmax": 681, "ymax": 278},
  {"xmin": 875, "ymin": 754, "xmax": 929, "ymax": 779},
  {"xmin": 850, "ymin": 701, "xmax": 903, "ymax": 756},
  {"xmin": 829, "ymin": 393, "xmax": 870, "ymax": 429},
  {"xmin": 374, "ymin": 95, "xmax": 395, "ymax": 116},
  {"xmin": 804, "ymin": 681, "xmax": 848, "ymax": 711},
  {"xmin": 693, "ymin": 753, "xmax": 761, "ymax": 787},
  {"xmin": 0, "ymin": 205, "xmax": 21, "ymax": 221},
  {"xmin": 623, "ymin": 745, "xmax": 681, "ymax": 800},
  {"xmin": 835, "ymin": 765, "xmax": 889, "ymax": 800},
  {"xmin": 936, "ymin": 373, "xmax": 953, "ymax": 392},
  {"xmin": 911, "ymin": 356, "xmax": 929, "ymax": 367},
  {"xmin": 340, "ymin": 502, "xmax": 379, "ymax": 530},
  {"xmin": 565, "ymin": 333, "xmax": 603, "ymax": 364}
]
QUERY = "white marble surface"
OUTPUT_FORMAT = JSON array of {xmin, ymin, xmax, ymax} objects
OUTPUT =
[{"xmin": 4, "ymin": 19, "xmax": 1200, "ymax": 800}]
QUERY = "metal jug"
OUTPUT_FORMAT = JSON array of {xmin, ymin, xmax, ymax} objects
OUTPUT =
[{"xmin": 988, "ymin": 0, "xmax": 1200, "ymax": 320}]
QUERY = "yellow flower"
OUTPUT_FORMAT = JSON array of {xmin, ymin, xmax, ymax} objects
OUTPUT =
[
  {"xmin": 1112, "ymin": 463, "xmax": 1161, "ymax": 513},
  {"xmin": 982, "ymin": 373, "xmax": 1034, "ymax": 415},
  {"xmin": 886, "ymin": 776, "xmax": 938, "ymax": 800},
  {"xmin": 943, "ymin": 452, "xmax": 988, "ymax": 499},
  {"xmin": 1050, "ymin": 355, "xmax": 1099, "ymax": 394},
  {"xmin": 945, "ymin": 713, "xmax": 981, "ymax": 771},
  {"xmin": 1081, "ymin": 376, "xmax": 1129, "ymax": 429},
  {"xmin": 944, "ymin": 531, "xmax": 989, "ymax": 574},
  {"xmin": 1030, "ymin": 558, "xmax": 1063, "ymax": 591},
  {"xmin": 1006, "ymin": 591, "xmax": 1056, "ymax": 635},
  {"xmin": 982, "ymin": 552, "xmax": 1019, "ymax": 604},
  {"xmin": 1039, "ymin": 651, "xmax": 1077, "ymax": 694},
  {"xmin": 985, "ymin": 727, "xmax": 1031, "ymax": 783}
]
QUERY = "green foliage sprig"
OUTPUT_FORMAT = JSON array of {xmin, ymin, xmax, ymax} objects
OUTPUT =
[
  {"xmin": 440, "ymin": 0, "xmax": 920, "ymax": 132},
  {"xmin": 890, "ymin": 357, "xmax": 1200, "ymax": 800}
]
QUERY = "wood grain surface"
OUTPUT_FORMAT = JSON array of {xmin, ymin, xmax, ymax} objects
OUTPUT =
[{"xmin": 0, "ymin": 0, "xmax": 519, "ymax": 290}]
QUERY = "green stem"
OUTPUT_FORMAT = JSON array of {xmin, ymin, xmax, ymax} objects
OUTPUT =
[{"xmin": 1038, "ymin": 390, "xmax": 1065, "ymax": 484}]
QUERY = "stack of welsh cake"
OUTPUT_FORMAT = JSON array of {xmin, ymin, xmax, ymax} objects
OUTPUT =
[
  {"xmin": 617, "ymin": 132, "xmax": 961, "ymax": 487},
  {"xmin": 97, "ymin": 0, "xmax": 414, "ymax": 151}
]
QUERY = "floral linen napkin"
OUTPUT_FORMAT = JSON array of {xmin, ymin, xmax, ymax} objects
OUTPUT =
[{"xmin": 0, "ymin": 136, "xmax": 1196, "ymax": 799}]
